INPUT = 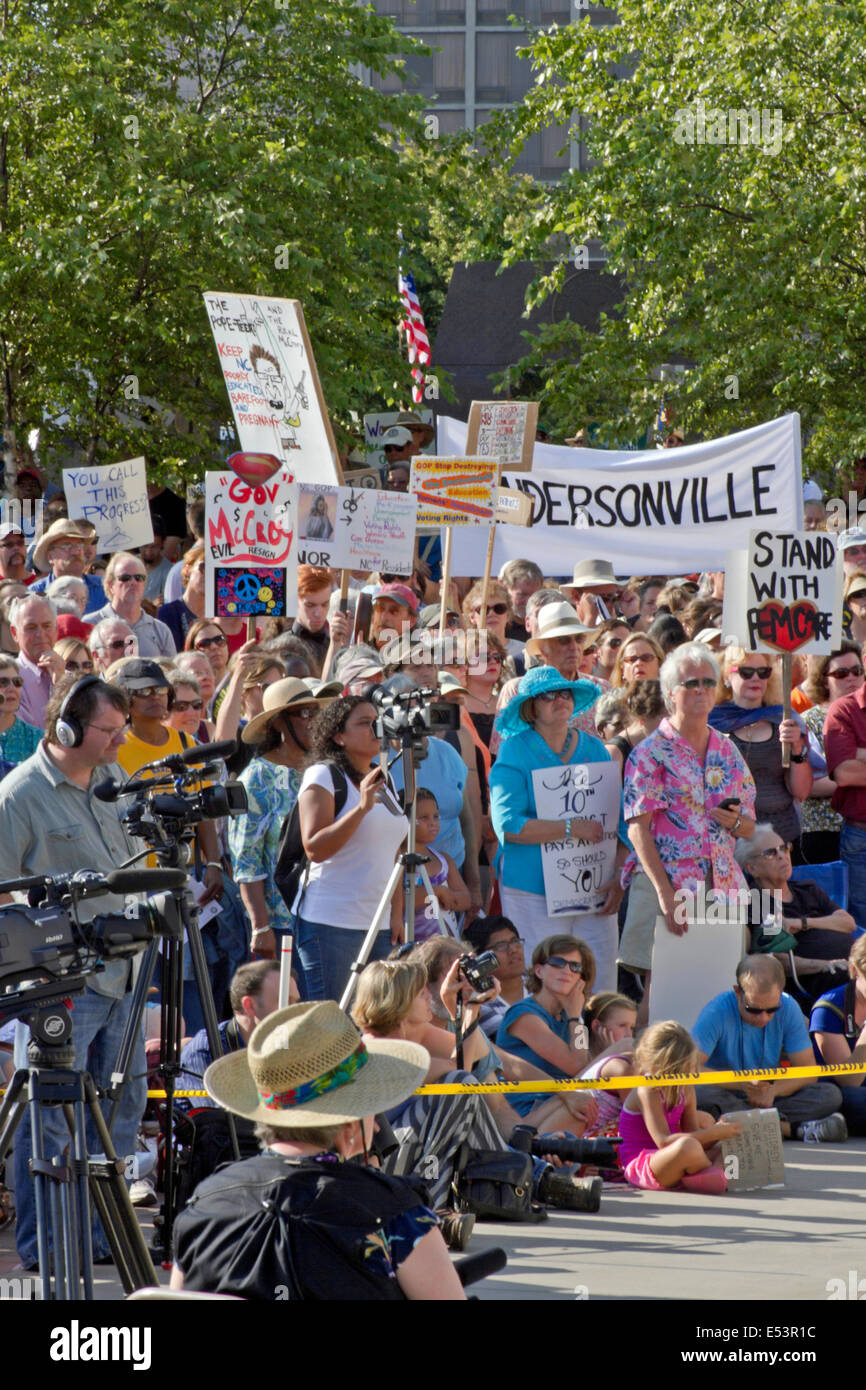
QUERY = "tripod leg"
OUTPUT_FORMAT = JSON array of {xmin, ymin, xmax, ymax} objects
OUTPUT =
[
  {"xmin": 184, "ymin": 892, "xmax": 241, "ymax": 1161},
  {"xmin": 106, "ymin": 937, "xmax": 160, "ymax": 1136},
  {"xmin": 85, "ymin": 1075, "xmax": 155, "ymax": 1294},
  {"xmin": 339, "ymin": 860, "xmax": 405, "ymax": 1012}
]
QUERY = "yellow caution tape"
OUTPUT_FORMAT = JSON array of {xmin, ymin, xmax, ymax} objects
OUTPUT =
[{"xmin": 134, "ymin": 1059, "xmax": 866, "ymax": 1101}]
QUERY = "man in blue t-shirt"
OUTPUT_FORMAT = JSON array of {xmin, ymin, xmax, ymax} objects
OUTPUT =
[{"xmin": 692, "ymin": 954, "xmax": 847, "ymax": 1142}]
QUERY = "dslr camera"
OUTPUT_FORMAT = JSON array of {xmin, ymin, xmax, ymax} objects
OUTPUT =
[{"xmin": 459, "ymin": 950, "xmax": 499, "ymax": 994}]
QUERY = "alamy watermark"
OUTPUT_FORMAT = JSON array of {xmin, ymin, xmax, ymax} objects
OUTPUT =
[
  {"xmin": 673, "ymin": 99, "xmax": 784, "ymax": 157},
  {"xmin": 673, "ymin": 886, "xmax": 783, "ymax": 927},
  {"xmin": 0, "ymin": 499, "xmax": 43, "ymax": 533}
]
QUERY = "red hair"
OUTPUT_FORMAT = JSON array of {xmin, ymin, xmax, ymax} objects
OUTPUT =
[{"xmin": 297, "ymin": 565, "xmax": 333, "ymax": 598}]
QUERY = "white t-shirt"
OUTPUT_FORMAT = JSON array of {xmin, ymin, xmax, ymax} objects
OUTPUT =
[{"xmin": 294, "ymin": 763, "xmax": 409, "ymax": 930}]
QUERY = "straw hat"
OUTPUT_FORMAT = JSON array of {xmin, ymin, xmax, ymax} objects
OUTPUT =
[
  {"xmin": 525, "ymin": 600, "xmax": 590, "ymax": 657},
  {"xmin": 204, "ymin": 1001, "xmax": 429, "ymax": 1127},
  {"xmin": 241, "ymin": 676, "xmax": 335, "ymax": 745},
  {"xmin": 394, "ymin": 410, "xmax": 435, "ymax": 446},
  {"xmin": 569, "ymin": 558, "xmax": 618, "ymax": 589},
  {"xmin": 33, "ymin": 518, "xmax": 95, "ymax": 572}
]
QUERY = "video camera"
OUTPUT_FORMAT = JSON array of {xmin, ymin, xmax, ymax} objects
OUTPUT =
[
  {"xmin": 93, "ymin": 739, "xmax": 248, "ymax": 851},
  {"xmin": 0, "ymin": 866, "xmax": 187, "ymax": 1025},
  {"xmin": 370, "ymin": 684, "xmax": 460, "ymax": 746}
]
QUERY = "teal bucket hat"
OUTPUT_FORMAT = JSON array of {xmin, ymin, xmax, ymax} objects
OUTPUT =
[{"xmin": 494, "ymin": 665, "xmax": 600, "ymax": 741}]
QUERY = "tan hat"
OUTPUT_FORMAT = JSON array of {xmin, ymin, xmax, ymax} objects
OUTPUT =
[
  {"xmin": 570, "ymin": 558, "xmax": 618, "ymax": 588},
  {"xmin": 33, "ymin": 518, "xmax": 95, "ymax": 572},
  {"xmin": 844, "ymin": 570, "xmax": 866, "ymax": 601},
  {"xmin": 241, "ymin": 676, "xmax": 335, "ymax": 744},
  {"xmin": 204, "ymin": 1001, "xmax": 429, "ymax": 1127},
  {"xmin": 525, "ymin": 601, "xmax": 590, "ymax": 657},
  {"xmin": 394, "ymin": 410, "xmax": 435, "ymax": 446}
]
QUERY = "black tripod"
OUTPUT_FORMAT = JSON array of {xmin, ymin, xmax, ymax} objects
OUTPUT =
[{"xmin": 0, "ymin": 988, "xmax": 155, "ymax": 1300}]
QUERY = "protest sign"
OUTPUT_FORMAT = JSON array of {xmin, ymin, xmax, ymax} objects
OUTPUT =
[
  {"xmin": 364, "ymin": 409, "xmax": 436, "ymax": 471},
  {"xmin": 531, "ymin": 762, "xmax": 620, "ymax": 915},
  {"xmin": 203, "ymin": 291, "xmax": 341, "ymax": 486},
  {"xmin": 741, "ymin": 529, "xmax": 843, "ymax": 655},
  {"xmin": 410, "ymin": 457, "xmax": 500, "ymax": 528},
  {"xmin": 295, "ymin": 486, "xmax": 417, "ymax": 574},
  {"xmin": 297, "ymin": 483, "xmax": 339, "ymax": 567},
  {"xmin": 466, "ymin": 400, "xmax": 537, "ymax": 472},
  {"xmin": 439, "ymin": 413, "xmax": 803, "ymax": 575},
  {"xmin": 343, "ymin": 466, "xmax": 383, "ymax": 491},
  {"xmin": 204, "ymin": 468, "xmax": 297, "ymax": 618},
  {"xmin": 64, "ymin": 458, "xmax": 152, "ymax": 553},
  {"xmin": 719, "ymin": 1109, "xmax": 785, "ymax": 1191},
  {"xmin": 649, "ymin": 918, "xmax": 745, "ymax": 1031}
]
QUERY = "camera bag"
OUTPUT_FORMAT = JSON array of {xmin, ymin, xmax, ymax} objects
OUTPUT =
[{"xmin": 453, "ymin": 1144, "xmax": 546, "ymax": 1224}]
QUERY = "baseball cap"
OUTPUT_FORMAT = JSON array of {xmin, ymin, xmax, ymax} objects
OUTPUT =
[
  {"xmin": 373, "ymin": 582, "xmax": 419, "ymax": 613},
  {"xmin": 838, "ymin": 527, "xmax": 866, "ymax": 551},
  {"xmin": 0, "ymin": 523, "xmax": 25, "ymax": 542},
  {"xmin": 382, "ymin": 427, "xmax": 413, "ymax": 450},
  {"xmin": 109, "ymin": 658, "xmax": 170, "ymax": 691}
]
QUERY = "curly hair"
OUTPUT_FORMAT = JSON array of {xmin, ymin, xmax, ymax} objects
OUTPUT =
[
  {"xmin": 305, "ymin": 693, "xmax": 374, "ymax": 786},
  {"xmin": 801, "ymin": 640, "xmax": 861, "ymax": 705}
]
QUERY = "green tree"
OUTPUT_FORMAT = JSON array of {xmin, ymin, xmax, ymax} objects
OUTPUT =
[
  {"xmin": 0, "ymin": 0, "xmax": 429, "ymax": 478},
  {"xmin": 489, "ymin": 0, "xmax": 866, "ymax": 474}
]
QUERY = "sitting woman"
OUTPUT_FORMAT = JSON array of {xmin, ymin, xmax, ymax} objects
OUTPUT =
[
  {"xmin": 171, "ymin": 1000, "xmax": 464, "ymax": 1300},
  {"xmin": 579, "ymin": 992, "xmax": 638, "ymax": 1139},
  {"xmin": 810, "ymin": 935, "xmax": 866, "ymax": 1136},
  {"xmin": 736, "ymin": 824, "xmax": 855, "ymax": 1003},
  {"xmin": 496, "ymin": 935, "xmax": 595, "ymax": 1117}
]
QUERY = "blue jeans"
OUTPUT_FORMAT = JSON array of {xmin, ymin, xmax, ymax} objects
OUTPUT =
[
  {"xmin": 841, "ymin": 822, "xmax": 866, "ymax": 932},
  {"xmin": 293, "ymin": 915, "xmax": 391, "ymax": 1001},
  {"xmin": 838, "ymin": 1082, "xmax": 866, "ymax": 1136},
  {"xmin": 13, "ymin": 986, "xmax": 147, "ymax": 1267}
]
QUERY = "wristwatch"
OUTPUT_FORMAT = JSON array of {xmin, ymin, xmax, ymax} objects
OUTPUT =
[{"xmin": 789, "ymin": 749, "xmax": 807, "ymax": 763}]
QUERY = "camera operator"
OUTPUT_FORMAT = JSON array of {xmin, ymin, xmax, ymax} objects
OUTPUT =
[{"xmin": 0, "ymin": 674, "xmax": 147, "ymax": 1270}]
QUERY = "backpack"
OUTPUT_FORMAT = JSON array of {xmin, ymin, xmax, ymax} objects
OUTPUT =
[{"xmin": 274, "ymin": 762, "xmax": 348, "ymax": 912}]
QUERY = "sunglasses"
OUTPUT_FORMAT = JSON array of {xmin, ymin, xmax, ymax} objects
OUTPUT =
[
  {"xmin": 195, "ymin": 634, "xmax": 228, "ymax": 649},
  {"xmin": 678, "ymin": 677, "xmax": 716, "ymax": 691},
  {"xmin": 604, "ymin": 637, "xmax": 625, "ymax": 649},
  {"xmin": 172, "ymin": 698, "xmax": 203, "ymax": 712},
  {"xmin": 289, "ymin": 706, "xmax": 316, "ymax": 720},
  {"xmin": 545, "ymin": 957, "xmax": 584, "ymax": 976},
  {"xmin": 65, "ymin": 660, "xmax": 94, "ymax": 673},
  {"xmin": 756, "ymin": 843, "xmax": 791, "ymax": 860},
  {"xmin": 535, "ymin": 689, "xmax": 574, "ymax": 704},
  {"xmin": 828, "ymin": 664, "xmax": 863, "ymax": 679},
  {"xmin": 115, "ymin": 572, "xmax": 146, "ymax": 584},
  {"xmin": 739, "ymin": 995, "xmax": 782, "ymax": 1016},
  {"xmin": 104, "ymin": 637, "xmax": 136, "ymax": 651},
  {"xmin": 623, "ymin": 650, "xmax": 655, "ymax": 662},
  {"xmin": 732, "ymin": 665, "xmax": 772, "ymax": 680},
  {"xmin": 472, "ymin": 602, "xmax": 508, "ymax": 616},
  {"xmin": 131, "ymin": 685, "xmax": 167, "ymax": 698},
  {"xmin": 0, "ymin": 675, "xmax": 24, "ymax": 688},
  {"xmin": 582, "ymin": 644, "xmax": 598, "ymax": 657}
]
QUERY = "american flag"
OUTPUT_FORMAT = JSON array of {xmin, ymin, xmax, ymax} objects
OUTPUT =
[{"xmin": 398, "ymin": 265, "xmax": 431, "ymax": 404}]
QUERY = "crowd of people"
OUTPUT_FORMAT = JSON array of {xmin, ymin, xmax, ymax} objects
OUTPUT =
[{"xmin": 1, "ymin": 452, "xmax": 865, "ymax": 1300}]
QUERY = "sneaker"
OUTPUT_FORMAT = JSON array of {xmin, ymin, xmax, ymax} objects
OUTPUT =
[
  {"xmin": 129, "ymin": 1176, "xmax": 158, "ymax": 1208},
  {"xmin": 538, "ymin": 1168, "xmax": 603, "ymax": 1213},
  {"xmin": 436, "ymin": 1208, "xmax": 474, "ymax": 1251},
  {"xmin": 798, "ymin": 1112, "xmax": 848, "ymax": 1144}
]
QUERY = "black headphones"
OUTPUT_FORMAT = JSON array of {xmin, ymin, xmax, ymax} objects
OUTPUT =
[{"xmin": 55, "ymin": 674, "xmax": 104, "ymax": 749}]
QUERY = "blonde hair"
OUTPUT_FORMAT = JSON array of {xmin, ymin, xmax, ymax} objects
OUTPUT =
[
  {"xmin": 351, "ymin": 959, "xmax": 427, "ymax": 1035},
  {"xmin": 584, "ymin": 991, "xmax": 637, "ymax": 1029},
  {"xmin": 850, "ymin": 935, "xmax": 866, "ymax": 977},
  {"xmin": 610, "ymin": 633, "xmax": 664, "ymax": 688},
  {"xmin": 719, "ymin": 646, "xmax": 782, "ymax": 705},
  {"xmin": 633, "ymin": 1020, "xmax": 697, "ymax": 1108}
]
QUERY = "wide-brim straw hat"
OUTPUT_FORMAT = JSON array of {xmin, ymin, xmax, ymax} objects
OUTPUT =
[
  {"xmin": 205, "ymin": 1001, "xmax": 429, "ymax": 1127},
  {"xmin": 495, "ymin": 665, "xmax": 600, "ymax": 741},
  {"xmin": 570, "ymin": 558, "xmax": 618, "ymax": 588},
  {"xmin": 241, "ymin": 676, "xmax": 335, "ymax": 744},
  {"xmin": 525, "ymin": 600, "xmax": 591, "ymax": 657},
  {"xmin": 33, "ymin": 519, "xmax": 95, "ymax": 572}
]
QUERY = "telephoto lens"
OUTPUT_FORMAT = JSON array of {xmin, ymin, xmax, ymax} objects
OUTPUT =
[{"xmin": 510, "ymin": 1124, "xmax": 621, "ymax": 1169}]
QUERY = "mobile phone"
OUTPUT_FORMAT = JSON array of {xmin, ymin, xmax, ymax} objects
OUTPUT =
[
  {"xmin": 594, "ymin": 597, "xmax": 610, "ymax": 622},
  {"xmin": 718, "ymin": 797, "xmax": 740, "ymax": 811}
]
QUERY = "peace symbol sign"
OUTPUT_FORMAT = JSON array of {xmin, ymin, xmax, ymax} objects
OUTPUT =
[{"xmin": 233, "ymin": 574, "xmax": 261, "ymax": 602}]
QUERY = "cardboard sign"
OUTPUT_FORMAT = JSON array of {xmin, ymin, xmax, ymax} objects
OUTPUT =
[
  {"xmin": 719, "ymin": 1108, "xmax": 785, "ymax": 1191},
  {"xmin": 531, "ymin": 762, "xmax": 620, "ymax": 915},
  {"xmin": 343, "ymin": 466, "xmax": 383, "ymax": 491},
  {"xmin": 364, "ymin": 409, "xmax": 436, "ymax": 472},
  {"xmin": 63, "ymin": 458, "xmax": 152, "ymax": 553},
  {"xmin": 410, "ymin": 457, "xmax": 500, "ymax": 528},
  {"xmin": 466, "ymin": 400, "xmax": 538, "ymax": 472},
  {"xmin": 741, "ymin": 529, "xmax": 843, "ymax": 655},
  {"xmin": 204, "ymin": 468, "xmax": 297, "ymax": 618},
  {"xmin": 649, "ymin": 917, "xmax": 745, "ymax": 1031},
  {"xmin": 203, "ymin": 291, "xmax": 341, "ymax": 486}
]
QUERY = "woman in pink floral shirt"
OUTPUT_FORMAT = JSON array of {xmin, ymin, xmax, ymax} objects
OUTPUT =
[{"xmin": 619, "ymin": 642, "xmax": 756, "ymax": 1024}]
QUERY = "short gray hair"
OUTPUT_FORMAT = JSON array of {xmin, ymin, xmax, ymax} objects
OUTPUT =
[
  {"xmin": 90, "ymin": 617, "xmax": 136, "ymax": 653},
  {"xmin": 594, "ymin": 687, "xmax": 627, "ymax": 733},
  {"xmin": 734, "ymin": 822, "xmax": 777, "ymax": 868},
  {"xmin": 499, "ymin": 558, "xmax": 543, "ymax": 588},
  {"xmin": 9, "ymin": 593, "xmax": 56, "ymax": 630},
  {"xmin": 659, "ymin": 641, "xmax": 720, "ymax": 708},
  {"xmin": 525, "ymin": 587, "xmax": 565, "ymax": 621}
]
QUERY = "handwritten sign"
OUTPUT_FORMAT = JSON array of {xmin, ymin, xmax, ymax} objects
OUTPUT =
[
  {"xmin": 410, "ymin": 457, "xmax": 500, "ymax": 529},
  {"xmin": 743, "ymin": 530, "xmax": 843, "ymax": 655},
  {"xmin": 296, "ymin": 486, "xmax": 417, "ymax": 575},
  {"xmin": 203, "ymin": 291, "xmax": 341, "ymax": 485},
  {"xmin": 466, "ymin": 401, "xmax": 537, "ymax": 472},
  {"xmin": 531, "ymin": 762, "xmax": 620, "ymax": 915},
  {"xmin": 364, "ymin": 409, "xmax": 436, "ymax": 472},
  {"xmin": 719, "ymin": 1108, "xmax": 785, "ymax": 1191},
  {"xmin": 204, "ymin": 468, "xmax": 297, "ymax": 618},
  {"xmin": 64, "ymin": 458, "xmax": 152, "ymax": 553}
]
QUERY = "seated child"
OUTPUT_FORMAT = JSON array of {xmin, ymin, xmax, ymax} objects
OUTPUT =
[{"xmin": 580, "ymin": 992, "xmax": 638, "ymax": 1137}]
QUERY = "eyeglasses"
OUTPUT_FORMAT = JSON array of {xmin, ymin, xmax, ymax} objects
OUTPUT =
[
  {"xmin": 490, "ymin": 937, "xmax": 524, "ymax": 953},
  {"xmin": 103, "ymin": 637, "xmax": 136, "ymax": 652},
  {"xmin": 545, "ymin": 957, "xmax": 584, "ymax": 976},
  {"xmin": 828, "ymin": 664, "xmax": 863, "ymax": 679},
  {"xmin": 756, "ymin": 843, "xmax": 791, "ymax": 860},
  {"xmin": 678, "ymin": 677, "xmax": 716, "ymax": 691},
  {"xmin": 195, "ymin": 634, "xmax": 228, "ymax": 649},
  {"xmin": 171, "ymin": 698, "xmax": 203, "ymax": 712},
  {"xmin": 0, "ymin": 676, "xmax": 24, "ymax": 689},
  {"xmin": 535, "ymin": 689, "xmax": 574, "ymax": 704},
  {"xmin": 472, "ymin": 602, "xmax": 508, "ymax": 616},
  {"xmin": 85, "ymin": 722, "xmax": 126, "ymax": 740},
  {"xmin": 130, "ymin": 685, "xmax": 168, "ymax": 699},
  {"xmin": 114, "ymin": 572, "xmax": 146, "ymax": 584},
  {"xmin": 732, "ymin": 666, "xmax": 772, "ymax": 680},
  {"xmin": 65, "ymin": 661, "xmax": 93, "ymax": 673}
]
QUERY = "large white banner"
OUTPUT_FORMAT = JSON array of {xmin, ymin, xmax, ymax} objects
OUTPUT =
[{"xmin": 439, "ymin": 414, "xmax": 802, "ymax": 576}]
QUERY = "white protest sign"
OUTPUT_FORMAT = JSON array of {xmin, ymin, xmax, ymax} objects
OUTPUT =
[
  {"xmin": 742, "ymin": 529, "xmax": 843, "ymax": 655},
  {"xmin": 364, "ymin": 409, "xmax": 436, "ymax": 471},
  {"xmin": 204, "ymin": 468, "xmax": 297, "ymax": 619},
  {"xmin": 203, "ymin": 291, "xmax": 341, "ymax": 485},
  {"xmin": 466, "ymin": 400, "xmax": 537, "ymax": 471},
  {"xmin": 295, "ymin": 487, "xmax": 418, "ymax": 574},
  {"xmin": 63, "ymin": 458, "xmax": 152, "ymax": 553},
  {"xmin": 297, "ymin": 483, "xmax": 339, "ymax": 568},
  {"xmin": 531, "ymin": 762, "xmax": 620, "ymax": 915},
  {"xmin": 649, "ymin": 918, "xmax": 745, "ymax": 1031},
  {"xmin": 439, "ymin": 413, "xmax": 803, "ymax": 576},
  {"xmin": 410, "ymin": 457, "xmax": 500, "ymax": 528}
]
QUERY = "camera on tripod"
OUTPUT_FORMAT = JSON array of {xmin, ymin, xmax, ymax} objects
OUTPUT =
[
  {"xmin": 510, "ymin": 1124, "xmax": 621, "ymax": 1169},
  {"xmin": 371, "ymin": 684, "xmax": 460, "ymax": 746}
]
